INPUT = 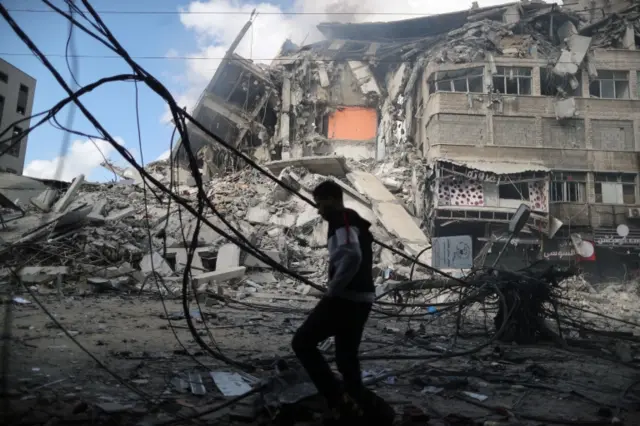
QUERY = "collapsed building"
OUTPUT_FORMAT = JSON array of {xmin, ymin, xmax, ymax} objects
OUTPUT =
[{"xmin": 177, "ymin": 0, "xmax": 640, "ymax": 280}]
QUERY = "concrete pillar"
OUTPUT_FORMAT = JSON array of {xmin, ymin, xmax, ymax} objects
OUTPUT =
[
  {"xmin": 52, "ymin": 174, "xmax": 85, "ymax": 213},
  {"xmin": 584, "ymin": 118, "xmax": 593, "ymax": 150},
  {"xmin": 531, "ymin": 66, "xmax": 542, "ymax": 96}
]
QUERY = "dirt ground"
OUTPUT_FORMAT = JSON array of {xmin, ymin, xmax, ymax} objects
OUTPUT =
[{"xmin": 3, "ymin": 291, "xmax": 640, "ymax": 425}]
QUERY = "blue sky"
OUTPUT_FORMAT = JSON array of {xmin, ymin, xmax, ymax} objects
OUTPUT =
[
  {"xmin": 0, "ymin": 0, "xmax": 507, "ymax": 182},
  {"xmin": 0, "ymin": 0, "xmax": 213, "ymax": 181}
]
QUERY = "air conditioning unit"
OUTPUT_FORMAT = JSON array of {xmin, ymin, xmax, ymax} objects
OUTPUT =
[{"xmin": 628, "ymin": 208, "xmax": 640, "ymax": 219}]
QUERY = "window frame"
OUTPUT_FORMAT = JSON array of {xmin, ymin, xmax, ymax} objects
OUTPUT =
[
  {"xmin": 5, "ymin": 126, "xmax": 23, "ymax": 158},
  {"xmin": 16, "ymin": 84, "xmax": 29, "ymax": 115},
  {"xmin": 492, "ymin": 66, "xmax": 533, "ymax": 95},
  {"xmin": 429, "ymin": 67, "xmax": 485, "ymax": 94},
  {"xmin": 589, "ymin": 70, "xmax": 630, "ymax": 99},
  {"xmin": 550, "ymin": 172, "xmax": 587, "ymax": 203},
  {"xmin": 594, "ymin": 173, "xmax": 637, "ymax": 204}
]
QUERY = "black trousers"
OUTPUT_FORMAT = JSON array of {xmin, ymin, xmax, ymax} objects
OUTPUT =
[{"xmin": 292, "ymin": 296, "xmax": 372, "ymax": 406}]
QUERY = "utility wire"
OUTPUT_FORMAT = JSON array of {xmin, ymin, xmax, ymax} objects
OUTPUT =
[
  {"xmin": 5, "ymin": 4, "xmax": 622, "ymax": 15},
  {"xmin": 0, "ymin": 52, "xmax": 610, "ymax": 65}
]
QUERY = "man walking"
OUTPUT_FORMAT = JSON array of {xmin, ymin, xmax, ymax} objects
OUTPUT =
[{"xmin": 292, "ymin": 180, "xmax": 375, "ymax": 421}]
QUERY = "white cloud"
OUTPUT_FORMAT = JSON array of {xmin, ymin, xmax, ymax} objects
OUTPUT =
[
  {"xmin": 156, "ymin": 150, "xmax": 171, "ymax": 161},
  {"xmin": 23, "ymin": 137, "xmax": 126, "ymax": 182},
  {"xmin": 167, "ymin": 0, "xmax": 527, "ymax": 121}
]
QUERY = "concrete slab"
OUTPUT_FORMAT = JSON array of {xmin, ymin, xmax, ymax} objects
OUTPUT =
[
  {"xmin": 30, "ymin": 188, "xmax": 58, "ymax": 212},
  {"xmin": 243, "ymin": 249, "xmax": 280, "ymax": 268},
  {"xmin": 348, "ymin": 171, "xmax": 431, "ymax": 265},
  {"xmin": 216, "ymin": 243, "xmax": 241, "ymax": 270},
  {"xmin": 264, "ymin": 155, "xmax": 348, "ymax": 177},
  {"xmin": 106, "ymin": 207, "xmax": 136, "ymax": 221},
  {"xmin": 329, "ymin": 176, "xmax": 371, "ymax": 206},
  {"xmin": 53, "ymin": 174, "xmax": 85, "ymax": 213},
  {"xmin": 348, "ymin": 61, "xmax": 381, "ymax": 95},
  {"xmin": 346, "ymin": 171, "xmax": 397, "ymax": 203},
  {"xmin": 269, "ymin": 213, "xmax": 297, "ymax": 228},
  {"xmin": 245, "ymin": 206, "xmax": 271, "ymax": 224},
  {"xmin": 192, "ymin": 267, "xmax": 246, "ymax": 285},
  {"xmin": 140, "ymin": 252, "xmax": 174, "ymax": 276},
  {"xmin": 0, "ymin": 172, "xmax": 47, "ymax": 207}
]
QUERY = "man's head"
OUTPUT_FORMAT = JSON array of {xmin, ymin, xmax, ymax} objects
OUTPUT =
[{"xmin": 312, "ymin": 180, "xmax": 344, "ymax": 219}]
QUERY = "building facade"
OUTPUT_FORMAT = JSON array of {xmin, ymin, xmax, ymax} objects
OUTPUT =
[
  {"xmin": 0, "ymin": 58, "xmax": 36, "ymax": 175},
  {"xmin": 189, "ymin": 0, "xmax": 640, "ymax": 280}
]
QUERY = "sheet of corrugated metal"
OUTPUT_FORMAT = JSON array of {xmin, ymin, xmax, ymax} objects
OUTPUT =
[{"xmin": 436, "ymin": 158, "xmax": 549, "ymax": 174}]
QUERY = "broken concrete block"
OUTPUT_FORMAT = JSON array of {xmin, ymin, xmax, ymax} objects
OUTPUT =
[
  {"xmin": 92, "ymin": 199, "xmax": 107, "ymax": 216},
  {"xmin": 270, "ymin": 213, "xmax": 297, "ymax": 228},
  {"xmin": 18, "ymin": 266, "xmax": 69, "ymax": 283},
  {"xmin": 172, "ymin": 166, "xmax": 196, "ymax": 187},
  {"xmin": 348, "ymin": 61, "xmax": 381, "ymax": 95},
  {"xmin": 192, "ymin": 267, "xmax": 246, "ymax": 286},
  {"xmin": 106, "ymin": 207, "xmax": 135, "ymax": 221},
  {"xmin": 296, "ymin": 206, "xmax": 320, "ymax": 228},
  {"xmin": 30, "ymin": 188, "xmax": 58, "ymax": 212},
  {"xmin": 216, "ymin": 243, "xmax": 241, "ymax": 270},
  {"xmin": 317, "ymin": 63, "xmax": 330, "ymax": 87},
  {"xmin": 245, "ymin": 206, "xmax": 271, "ymax": 224},
  {"xmin": 243, "ymin": 250, "xmax": 280, "ymax": 268},
  {"xmin": 554, "ymin": 97, "xmax": 576, "ymax": 120},
  {"xmin": 52, "ymin": 174, "xmax": 85, "ymax": 213},
  {"xmin": 140, "ymin": 252, "xmax": 174, "ymax": 276}
]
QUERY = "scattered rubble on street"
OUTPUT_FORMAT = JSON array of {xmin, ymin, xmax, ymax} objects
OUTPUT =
[{"xmin": 3, "ymin": 1, "xmax": 640, "ymax": 425}]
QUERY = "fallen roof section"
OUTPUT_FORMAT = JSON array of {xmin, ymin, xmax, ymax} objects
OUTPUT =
[{"xmin": 315, "ymin": 1, "xmax": 552, "ymax": 41}]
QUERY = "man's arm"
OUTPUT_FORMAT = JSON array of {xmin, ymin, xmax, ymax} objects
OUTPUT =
[{"xmin": 326, "ymin": 226, "xmax": 362, "ymax": 296}]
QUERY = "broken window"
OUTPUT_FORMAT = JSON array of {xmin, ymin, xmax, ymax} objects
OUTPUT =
[
  {"xmin": 498, "ymin": 181, "xmax": 529, "ymax": 200},
  {"xmin": 0, "ymin": 71, "xmax": 7, "ymax": 83},
  {"xmin": 550, "ymin": 172, "xmax": 586, "ymax": 202},
  {"xmin": 492, "ymin": 67, "xmax": 532, "ymax": 95},
  {"xmin": 429, "ymin": 67, "xmax": 484, "ymax": 94},
  {"xmin": 540, "ymin": 68, "xmax": 582, "ymax": 97},
  {"xmin": 594, "ymin": 173, "xmax": 637, "ymax": 204},
  {"xmin": 589, "ymin": 71, "xmax": 630, "ymax": 99},
  {"xmin": 16, "ymin": 84, "xmax": 28, "ymax": 115},
  {"xmin": 4, "ymin": 126, "xmax": 23, "ymax": 157}
]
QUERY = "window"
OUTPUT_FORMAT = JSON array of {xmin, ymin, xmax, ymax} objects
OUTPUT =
[
  {"xmin": 16, "ymin": 84, "xmax": 29, "ymax": 115},
  {"xmin": 0, "ymin": 95, "xmax": 4, "ymax": 128},
  {"xmin": 5, "ymin": 168, "xmax": 17, "ymax": 174},
  {"xmin": 594, "ymin": 173, "xmax": 636, "ymax": 204},
  {"xmin": 429, "ymin": 67, "xmax": 484, "ymax": 94},
  {"xmin": 550, "ymin": 172, "xmax": 586, "ymax": 202},
  {"xmin": 541, "ymin": 68, "xmax": 582, "ymax": 97},
  {"xmin": 0, "ymin": 71, "xmax": 7, "ymax": 83},
  {"xmin": 498, "ymin": 181, "xmax": 529, "ymax": 200},
  {"xmin": 3, "ymin": 126, "xmax": 23, "ymax": 157},
  {"xmin": 492, "ymin": 67, "xmax": 532, "ymax": 95},
  {"xmin": 589, "ymin": 71, "xmax": 629, "ymax": 99}
]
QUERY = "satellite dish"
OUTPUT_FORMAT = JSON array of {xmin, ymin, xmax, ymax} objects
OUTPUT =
[
  {"xmin": 576, "ymin": 241, "xmax": 595, "ymax": 258},
  {"xmin": 617, "ymin": 224, "xmax": 629, "ymax": 237}
]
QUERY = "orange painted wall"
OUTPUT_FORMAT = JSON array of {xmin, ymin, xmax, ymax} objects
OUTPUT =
[{"xmin": 327, "ymin": 107, "xmax": 378, "ymax": 141}]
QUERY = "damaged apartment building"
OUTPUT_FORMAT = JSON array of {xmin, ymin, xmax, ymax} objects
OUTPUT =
[{"xmin": 176, "ymin": 0, "xmax": 640, "ymax": 280}]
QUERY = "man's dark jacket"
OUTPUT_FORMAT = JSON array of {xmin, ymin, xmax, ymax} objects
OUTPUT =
[{"xmin": 325, "ymin": 208, "xmax": 375, "ymax": 303}]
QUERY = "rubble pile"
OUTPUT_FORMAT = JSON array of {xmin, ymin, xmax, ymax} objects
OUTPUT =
[
  {"xmin": 588, "ymin": 4, "xmax": 640, "ymax": 48},
  {"xmin": 0, "ymin": 155, "xmax": 436, "ymax": 298}
]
